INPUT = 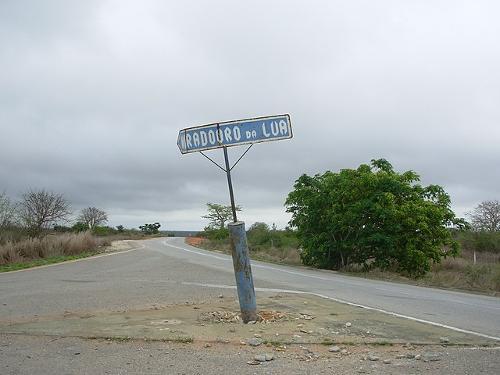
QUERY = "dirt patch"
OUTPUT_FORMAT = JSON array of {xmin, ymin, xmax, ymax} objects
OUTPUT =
[
  {"xmin": 186, "ymin": 237, "xmax": 206, "ymax": 247},
  {"xmin": 1, "ymin": 293, "xmax": 495, "ymax": 347}
]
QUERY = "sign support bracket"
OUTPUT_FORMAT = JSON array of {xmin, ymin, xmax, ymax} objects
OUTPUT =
[
  {"xmin": 199, "ymin": 151, "xmax": 226, "ymax": 173},
  {"xmin": 230, "ymin": 144, "xmax": 253, "ymax": 172}
]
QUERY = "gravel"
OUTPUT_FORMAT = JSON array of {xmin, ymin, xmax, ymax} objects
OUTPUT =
[{"xmin": 2, "ymin": 334, "xmax": 500, "ymax": 375}]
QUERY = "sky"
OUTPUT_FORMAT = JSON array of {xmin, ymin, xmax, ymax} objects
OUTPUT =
[{"xmin": 0, "ymin": 0, "xmax": 499, "ymax": 231}]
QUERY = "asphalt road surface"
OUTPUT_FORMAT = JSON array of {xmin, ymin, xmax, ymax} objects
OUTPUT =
[{"xmin": 1, "ymin": 237, "xmax": 499, "ymax": 341}]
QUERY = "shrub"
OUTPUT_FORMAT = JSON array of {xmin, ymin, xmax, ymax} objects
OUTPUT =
[{"xmin": 286, "ymin": 159, "xmax": 467, "ymax": 276}]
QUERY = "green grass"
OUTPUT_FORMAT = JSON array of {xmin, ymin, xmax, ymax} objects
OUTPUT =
[{"xmin": 0, "ymin": 251, "xmax": 101, "ymax": 272}]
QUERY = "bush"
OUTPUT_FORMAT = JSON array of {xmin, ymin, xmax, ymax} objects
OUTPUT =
[
  {"xmin": 72, "ymin": 222, "xmax": 88, "ymax": 233},
  {"xmin": 202, "ymin": 227, "xmax": 229, "ymax": 241},
  {"xmin": 92, "ymin": 226, "xmax": 117, "ymax": 236},
  {"xmin": 246, "ymin": 223, "xmax": 299, "ymax": 251},
  {"xmin": 285, "ymin": 159, "xmax": 467, "ymax": 276}
]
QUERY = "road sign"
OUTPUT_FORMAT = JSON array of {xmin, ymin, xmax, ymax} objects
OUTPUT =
[
  {"xmin": 176, "ymin": 113, "xmax": 293, "ymax": 323},
  {"xmin": 177, "ymin": 114, "xmax": 292, "ymax": 154}
]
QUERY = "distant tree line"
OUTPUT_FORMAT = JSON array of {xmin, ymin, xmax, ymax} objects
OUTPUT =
[{"xmin": 0, "ymin": 189, "xmax": 163, "ymax": 243}]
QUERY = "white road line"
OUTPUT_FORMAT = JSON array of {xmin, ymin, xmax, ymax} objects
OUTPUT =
[
  {"xmin": 181, "ymin": 281, "xmax": 500, "ymax": 342},
  {"xmin": 164, "ymin": 240, "xmax": 500, "ymax": 342},
  {"xmin": 0, "ymin": 243, "xmax": 145, "ymax": 275}
]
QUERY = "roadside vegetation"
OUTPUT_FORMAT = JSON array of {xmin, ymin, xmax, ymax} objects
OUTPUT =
[
  {"xmin": 0, "ymin": 190, "xmax": 162, "ymax": 271},
  {"xmin": 196, "ymin": 222, "xmax": 301, "ymax": 265},
  {"xmin": 194, "ymin": 160, "xmax": 500, "ymax": 295}
]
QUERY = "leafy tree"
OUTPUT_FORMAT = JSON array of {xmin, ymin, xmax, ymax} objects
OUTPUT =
[
  {"xmin": 78, "ymin": 207, "xmax": 108, "ymax": 229},
  {"xmin": 285, "ymin": 159, "xmax": 467, "ymax": 276},
  {"xmin": 139, "ymin": 222, "xmax": 161, "ymax": 235},
  {"xmin": 202, "ymin": 203, "xmax": 241, "ymax": 229},
  {"xmin": 116, "ymin": 225, "xmax": 125, "ymax": 233},
  {"xmin": 18, "ymin": 189, "xmax": 71, "ymax": 237},
  {"xmin": 468, "ymin": 200, "xmax": 500, "ymax": 232}
]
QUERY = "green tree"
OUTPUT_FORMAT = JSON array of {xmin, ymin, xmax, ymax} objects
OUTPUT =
[
  {"xmin": 139, "ymin": 222, "xmax": 161, "ymax": 235},
  {"xmin": 202, "ymin": 203, "xmax": 241, "ymax": 230},
  {"xmin": 285, "ymin": 159, "xmax": 466, "ymax": 276}
]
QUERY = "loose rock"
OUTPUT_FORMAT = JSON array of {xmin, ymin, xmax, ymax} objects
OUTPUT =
[
  {"xmin": 440, "ymin": 337, "xmax": 450, "ymax": 344},
  {"xmin": 264, "ymin": 353, "xmax": 274, "ymax": 361},
  {"xmin": 422, "ymin": 352, "xmax": 441, "ymax": 362},
  {"xmin": 368, "ymin": 354, "xmax": 379, "ymax": 361},
  {"xmin": 345, "ymin": 322, "xmax": 352, "ymax": 327},
  {"xmin": 246, "ymin": 338, "xmax": 263, "ymax": 347},
  {"xmin": 383, "ymin": 359, "xmax": 391, "ymax": 364},
  {"xmin": 329, "ymin": 346, "xmax": 341, "ymax": 353},
  {"xmin": 254, "ymin": 354, "xmax": 267, "ymax": 362}
]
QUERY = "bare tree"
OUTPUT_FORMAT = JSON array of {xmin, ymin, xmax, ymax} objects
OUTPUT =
[
  {"xmin": 468, "ymin": 200, "xmax": 500, "ymax": 232},
  {"xmin": 18, "ymin": 189, "xmax": 71, "ymax": 236},
  {"xmin": 78, "ymin": 207, "xmax": 108, "ymax": 229},
  {"xmin": 0, "ymin": 192, "xmax": 16, "ymax": 227}
]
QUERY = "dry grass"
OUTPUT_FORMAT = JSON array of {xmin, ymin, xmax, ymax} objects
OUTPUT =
[
  {"xmin": 422, "ymin": 253, "xmax": 500, "ymax": 294},
  {"xmin": 0, "ymin": 232, "xmax": 104, "ymax": 265},
  {"xmin": 344, "ymin": 251, "xmax": 500, "ymax": 295},
  {"xmin": 189, "ymin": 238, "xmax": 302, "ymax": 266},
  {"xmin": 197, "ymin": 237, "xmax": 499, "ymax": 295},
  {"xmin": 250, "ymin": 247, "xmax": 302, "ymax": 265}
]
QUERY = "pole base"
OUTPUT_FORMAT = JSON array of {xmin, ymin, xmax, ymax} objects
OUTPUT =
[{"xmin": 228, "ymin": 221, "xmax": 257, "ymax": 324}]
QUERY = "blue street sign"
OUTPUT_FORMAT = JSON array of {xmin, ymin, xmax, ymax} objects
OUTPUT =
[{"xmin": 177, "ymin": 114, "xmax": 292, "ymax": 154}]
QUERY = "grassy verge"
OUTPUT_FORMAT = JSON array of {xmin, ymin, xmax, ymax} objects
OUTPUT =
[
  {"xmin": 188, "ymin": 237, "xmax": 301, "ymax": 266},
  {"xmin": 0, "ymin": 251, "xmax": 101, "ymax": 272},
  {"xmin": 190, "ymin": 237, "xmax": 500, "ymax": 296},
  {"xmin": 344, "ymin": 254, "xmax": 500, "ymax": 296}
]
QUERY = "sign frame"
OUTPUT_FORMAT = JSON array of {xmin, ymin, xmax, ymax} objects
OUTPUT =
[{"xmin": 177, "ymin": 114, "xmax": 292, "ymax": 154}]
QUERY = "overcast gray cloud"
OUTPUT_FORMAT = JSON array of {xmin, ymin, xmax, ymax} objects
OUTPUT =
[{"xmin": 1, "ymin": 0, "xmax": 499, "ymax": 230}]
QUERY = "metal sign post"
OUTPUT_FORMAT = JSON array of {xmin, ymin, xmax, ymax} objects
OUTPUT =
[
  {"xmin": 222, "ymin": 146, "xmax": 238, "ymax": 223},
  {"xmin": 177, "ymin": 114, "xmax": 292, "ymax": 323}
]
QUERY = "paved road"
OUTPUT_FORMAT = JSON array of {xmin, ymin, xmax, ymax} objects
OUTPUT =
[{"xmin": 1, "ymin": 237, "xmax": 499, "ymax": 341}]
